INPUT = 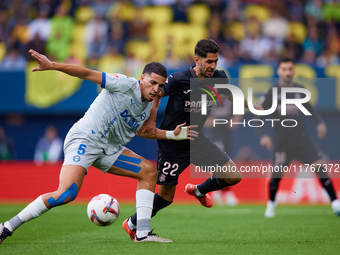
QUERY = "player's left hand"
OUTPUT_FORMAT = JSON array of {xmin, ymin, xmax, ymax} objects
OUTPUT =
[
  {"xmin": 317, "ymin": 122, "xmax": 327, "ymax": 140},
  {"xmin": 174, "ymin": 123, "xmax": 199, "ymax": 140},
  {"xmin": 29, "ymin": 49, "xmax": 53, "ymax": 72}
]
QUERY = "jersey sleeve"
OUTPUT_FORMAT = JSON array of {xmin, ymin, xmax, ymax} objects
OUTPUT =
[
  {"xmin": 161, "ymin": 74, "xmax": 177, "ymax": 96},
  {"xmin": 101, "ymin": 72, "xmax": 138, "ymax": 93}
]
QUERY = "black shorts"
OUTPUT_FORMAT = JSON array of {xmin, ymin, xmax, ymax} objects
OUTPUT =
[
  {"xmin": 157, "ymin": 135, "xmax": 231, "ymax": 185},
  {"xmin": 272, "ymin": 131, "xmax": 323, "ymax": 178}
]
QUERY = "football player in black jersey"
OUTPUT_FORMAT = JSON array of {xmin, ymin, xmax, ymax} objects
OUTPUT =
[
  {"xmin": 259, "ymin": 57, "xmax": 340, "ymax": 218},
  {"xmin": 123, "ymin": 39, "xmax": 262, "ymax": 240}
]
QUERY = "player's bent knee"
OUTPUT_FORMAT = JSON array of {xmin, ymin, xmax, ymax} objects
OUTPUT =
[
  {"xmin": 47, "ymin": 183, "xmax": 78, "ymax": 208},
  {"xmin": 141, "ymin": 161, "xmax": 157, "ymax": 180}
]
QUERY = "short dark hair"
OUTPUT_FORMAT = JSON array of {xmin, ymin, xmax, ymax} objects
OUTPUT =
[
  {"xmin": 278, "ymin": 57, "xmax": 294, "ymax": 66},
  {"xmin": 142, "ymin": 62, "xmax": 168, "ymax": 78},
  {"xmin": 195, "ymin": 39, "xmax": 219, "ymax": 58}
]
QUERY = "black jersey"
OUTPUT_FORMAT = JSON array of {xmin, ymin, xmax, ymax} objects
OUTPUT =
[
  {"xmin": 158, "ymin": 66, "xmax": 230, "ymax": 152},
  {"xmin": 259, "ymin": 83, "xmax": 323, "ymax": 142}
]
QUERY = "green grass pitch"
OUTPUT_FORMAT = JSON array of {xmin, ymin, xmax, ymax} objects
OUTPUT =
[{"xmin": 1, "ymin": 204, "xmax": 339, "ymax": 255}]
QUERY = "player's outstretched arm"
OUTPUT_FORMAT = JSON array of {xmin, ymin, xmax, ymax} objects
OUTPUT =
[
  {"xmin": 137, "ymin": 123, "xmax": 199, "ymax": 140},
  {"xmin": 29, "ymin": 49, "xmax": 102, "ymax": 84}
]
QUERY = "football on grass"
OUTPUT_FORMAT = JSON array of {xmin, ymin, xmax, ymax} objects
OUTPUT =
[{"xmin": 87, "ymin": 194, "xmax": 120, "ymax": 226}]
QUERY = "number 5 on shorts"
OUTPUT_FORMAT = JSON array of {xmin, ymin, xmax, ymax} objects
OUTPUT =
[{"xmin": 77, "ymin": 144, "xmax": 87, "ymax": 155}]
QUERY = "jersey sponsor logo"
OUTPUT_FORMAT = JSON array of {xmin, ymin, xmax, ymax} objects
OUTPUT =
[
  {"xmin": 110, "ymin": 74, "xmax": 120, "ymax": 79},
  {"xmin": 184, "ymin": 99, "xmax": 214, "ymax": 112},
  {"xmin": 159, "ymin": 174, "xmax": 166, "ymax": 182},
  {"xmin": 183, "ymin": 89, "xmax": 192, "ymax": 94},
  {"xmin": 120, "ymin": 109, "xmax": 140, "ymax": 132},
  {"xmin": 130, "ymin": 99, "xmax": 136, "ymax": 106},
  {"xmin": 141, "ymin": 112, "xmax": 146, "ymax": 120},
  {"xmin": 73, "ymin": 156, "xmax": 81, "ymax": 162},
  {"xmin": 101, "ymin": 117, "xmax": 117, "ymax": 139}
]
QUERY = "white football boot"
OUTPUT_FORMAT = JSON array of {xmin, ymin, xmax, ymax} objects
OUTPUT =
[
  {"xmin": 134, "ymin": 230, "xmax": 173, "ymax": 243},
  {"xmin": 264, "ymin": 200, "xmax": 276, "ymax": 218},
  {"xmin": 331, "ymin": 199, "xmax": 340, "ymax": 217}
]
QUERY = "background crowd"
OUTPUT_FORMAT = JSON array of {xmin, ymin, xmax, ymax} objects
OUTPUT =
[{"xmin": 1, "ymin": 0, "xmax": 340, "ymax": 74}]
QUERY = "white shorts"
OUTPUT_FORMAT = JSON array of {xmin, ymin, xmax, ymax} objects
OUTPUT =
[{"xmin": 63, "ymin": 128, "xmax": 125, "ymax": 173}]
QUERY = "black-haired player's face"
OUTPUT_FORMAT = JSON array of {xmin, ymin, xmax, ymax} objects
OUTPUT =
[
  {"xmin": 140, "ymin": 73, "xmax": 166, "ymax": 102},
  {"xmin": 277, "ymin": 61, "xmax": 295, "ymax": 85},
  {"xmin": 195, "ymin": 53, "xmax": 218, "ymax": 78}
]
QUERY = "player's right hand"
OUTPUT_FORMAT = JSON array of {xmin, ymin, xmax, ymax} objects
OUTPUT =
[
  {"xmin": 29, "ymin": 49, "xmax": 53, "ymax": 72},
  {"xmin": 260, "ymin": 135, "xmax": 272, "ymax": 151},
  {"xmin": 173, "ymin": 123, "xmax": 199, "ymax": 140}
]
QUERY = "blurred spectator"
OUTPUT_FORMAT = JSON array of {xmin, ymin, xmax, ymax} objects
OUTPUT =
[
  {"xmin": 322, "ymin": 0, "xmax": 340, "ymax": 24},
  {"xmin": 11, "ymin": 14, "xmax": 30, "ymax": 46},
  {"xmin": 305, "ymin": 0, "xmax": 323, "ymax": 21},
  {"xmin": 127, "ymin": 8, "xmax": 149, "ymax": 41},
  {"xmin": 171, "ymin": 0, "xmax": 189, "ymax": 22},
  {"xmin": 46, "ymin": 5, "xmax": 74, "ymax": 62},
  {"xmin": 218, "ymin": 44, "xmax": 240, "ymax": 68},
  {"xmin": 208, "ymin": 0, "xmax": 227, "ymax": 17},
  {"xmin": 303, "ymin": 26, "xmax": 324, "ymax": 56},
  {"xmin": 25, "ymin": 32, "xmax": 46, "ymax": 60},
  {"xmin": 151, "ymin": 0, "xmax": 176, "ymax": 5},
  {"xmin": 326, "ymin": 24, "xmax": 340, "ymax": 56},
  {"xmin": 0, "ymin": 45, "xmax": 26, "ymax": 71},
  {"xmin": 240, "ymin": 31, "xmax": 271, "ymax": 63},
  {"xmin": 108, "ymin": 22, "xmax": 126, "ymax": 55},
  {"xmin": 288, "ymin": 0, "xmax": 305, "ymax": 22},
  {"xmin": 0, "ymin": 126, "xmax": 15, "ymax": 160},
  {"xmin": 316, "ymin": 48, "xmax": 340, "ymax": 67},
  {"xmin": 222, "ymin": 0, "xmax": 241, "ymax": 23},
  {"xmin": 106, "ymin": 0, "xmax": 136, "ymax": 22},
  {"xmin": 0, "ymin": 9, "xmax": 10, "ymax": 46},
  {"xmin": 98, "ymin": 45, "xmax": 125, "ymax": 74},
  {"xmin": 85, "ymin": 11, "xmax": 108, "ymax": 61},
  {"xmin": 34, "ymin": 125, "xmax": 63, "ymax": 164},
  {"xmin": 123, "ymin": 52, "xmax": 144, "ymax": 78},
  {"xmin": 282, "ymin": 33, "xmax": 304, "ymax": 61},
  {"xmin": 301, "ymin": 49, "xmax": 317, "ymax": 65},
  {"xmin": 27, "ymin": 5, "xmax": 51, "ymax": 42},
  {"xmin": 92, "ymin": 0, "xmax": 111, "ymax": 17},
  {"xmin": 262, "ymin": 7, "xmax": 288, "ymax": 40}
]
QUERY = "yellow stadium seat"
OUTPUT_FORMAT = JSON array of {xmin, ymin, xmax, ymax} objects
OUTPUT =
[
  {"xmin": 74, "ymin": 6, "xmax": 94, "ymax": 24},
  {"xmin": 125, "ymin": 41, "xmax": 153, "ymax": 62},
  {"xmin": 98, "ymin": 54, "xmax": 125, "ymax": 74},
  {"xmin": 107, "ymin": 2, "xmax": 136, "ymax": 22},
  {"xmin": 244, "ymin": 4, "xmax": 270, "ymax": 23},
  {"xmin": 0, "ymin": 42, "xmax": 6, "ymax": 61},
  {"xmin": 227, "ymin": 21, "xmax": 245, "ymax": 41},
  {"xmin": 187, "ymin": 4, "xmax": 210, "ymax": 25},
  {"xmin": 287, "ymin": 22, "xmax": 307, "ymax": 43},
  {"xmin": 142, "ymin": 5, "xmax": 173, "ymax": 25}
]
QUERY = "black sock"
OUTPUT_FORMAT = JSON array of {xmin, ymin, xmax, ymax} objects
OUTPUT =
[
  {"xmin": 316, "ymin": 167, "xmax": 337, "ymax": 201},
  {"xmin": 196, "ymin": 173, "xmax": 230, "ymax": 194},
  {"xmin": 130, "ymin": 193, "xmax": 172, "ymax": 226},
  {"xmin": 269, "ymin": 178, "xmax": 281, "ymax": 201},
  {"xmin": 319, "ymin": 178, "xmax": 337, "ymax": 201}
]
